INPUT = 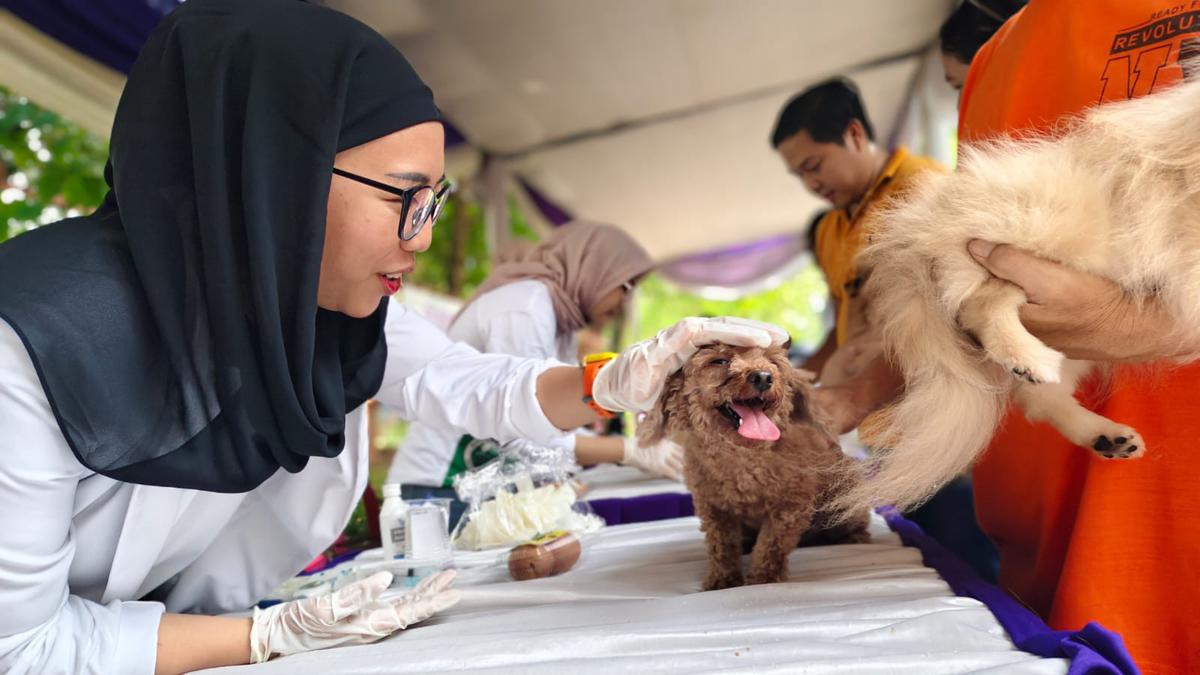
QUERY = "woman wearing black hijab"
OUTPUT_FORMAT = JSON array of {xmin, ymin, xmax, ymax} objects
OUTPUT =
[{"xmin": 0, "ymin": 1, "xmax": 786, "ymax": 672}]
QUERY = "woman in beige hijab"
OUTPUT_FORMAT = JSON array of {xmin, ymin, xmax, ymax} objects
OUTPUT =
[{"xmin": 389, "ymin": 222, "xmax": 684, "ymax": 524}]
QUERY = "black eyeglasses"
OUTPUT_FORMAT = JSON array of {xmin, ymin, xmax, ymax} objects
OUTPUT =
[{"xmin": 332, "ymin": 167, "xmax": 453, "ymax": 241}]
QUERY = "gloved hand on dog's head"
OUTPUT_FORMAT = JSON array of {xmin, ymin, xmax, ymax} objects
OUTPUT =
[{"xmin": 592, "ymin": 317, "xmax": 790, "ymax": 413}]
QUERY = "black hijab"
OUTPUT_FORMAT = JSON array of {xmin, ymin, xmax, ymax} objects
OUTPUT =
[{"xmin": 0, "ymin": 0, "xmax": 439, "ymax": 492}]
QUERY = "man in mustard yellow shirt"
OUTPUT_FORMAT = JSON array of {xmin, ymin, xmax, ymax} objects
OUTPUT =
[{"xmin": 770, "ymin": 78, "xmax": 941, "ymax": 377}]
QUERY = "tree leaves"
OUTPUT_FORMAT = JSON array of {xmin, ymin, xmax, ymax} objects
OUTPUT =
[
  {"xmin": 633, "ymin": 264, "xmax": 831, "ymax": 351},
  {"xmin": 408, "ymin": 196, "xmax": 537, "ymax": 297},
  {"xmin": 0, "ymin": 85, "xmax": 109, "ymax": 243}
]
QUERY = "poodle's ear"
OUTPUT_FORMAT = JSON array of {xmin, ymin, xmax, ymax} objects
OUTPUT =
[
  {"xmin": 789, "ymin": 366, "xmax": 817, "ymax": 386},
  {"xmin": 787, "ymin": 367, "xmax": 844, "ymax": 447},
  {"xmin": 636, "ymin": 370, "xmax": 684, "ymax": 446},
  {"xmin": 785, "ymin": 366, "xmax": 833, "ymax": 427}
]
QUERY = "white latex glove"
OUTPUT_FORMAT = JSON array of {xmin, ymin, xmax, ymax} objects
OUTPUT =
[
  {"xmin": 592, "ymin": 317, "xmax": 789, "ymax": 412},
  {"xmin": 250, "ymin": 570, "xmax": 461, "ymax": 663},
  {"xmin": 621, "ymin": 437, "xmax": 685, "ymax": 481}
]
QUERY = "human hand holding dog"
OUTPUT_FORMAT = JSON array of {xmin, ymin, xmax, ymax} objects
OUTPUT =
[
  {"xmin": 592, "ymin": 317, "xmax": 790, "ymax": 412},
  {"xmin": 818, "ymin": 333, "xmax": 883, "ymax": 386},
  {"xmin": 809, "ymin": 355, "xmax": 904, "ymax": 435},
  {"xmin": 968, "ymin": 240, "xmax": 1198, "ymax": 362}
]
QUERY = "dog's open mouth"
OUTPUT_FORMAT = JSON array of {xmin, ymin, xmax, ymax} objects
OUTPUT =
[{"xmin": 717, "ymin": 398, "xmax": 781, "ymax": 442}]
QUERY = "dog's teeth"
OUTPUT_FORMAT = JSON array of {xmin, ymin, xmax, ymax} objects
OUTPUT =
[{"xmin": 718, "ymin": 404, "xmax": 742, "ymax": 429}]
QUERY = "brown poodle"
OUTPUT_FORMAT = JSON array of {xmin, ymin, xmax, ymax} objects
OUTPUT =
[{"xmin": 639, "ymin": 343, "xmax": 871, "ymax": 591}]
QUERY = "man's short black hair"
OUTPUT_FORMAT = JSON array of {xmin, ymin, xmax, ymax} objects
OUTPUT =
[
  {"xmin": 939, "ymin": 0, "xmax": 1027, "ymax": 65},
  {"xmin": 770, "ymin": 78, "xmax": 874, "ymax": 148}
]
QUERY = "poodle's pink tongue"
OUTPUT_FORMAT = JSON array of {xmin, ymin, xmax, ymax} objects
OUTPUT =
[{"xmin": 730, "ymin": 403, "xmax": 780, "ymax": 441}]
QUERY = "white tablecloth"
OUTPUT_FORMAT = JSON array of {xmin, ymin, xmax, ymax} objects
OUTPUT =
[{"xmin": 202, "ymin": 514, "xmax": 1067, "ymax": 674}]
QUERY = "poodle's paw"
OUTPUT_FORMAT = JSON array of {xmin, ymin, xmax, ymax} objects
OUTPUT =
[
  {"xmin": 702, "ymin": 570, "xmax": 744, "ymax": 591},
  {"xmin": 798, "ymin": 521, "xmax": 871, "ymax": 547},
  {"xmin": 744, "ymin": 568, "xmax": 787, "ymax": 586},
  {"xmin": 1090, "ymin": 428, "xmax": 1146, "ymax": 460},
  {"xmin": 839, "ymin": 528, "xmax": 872, "ymax": 544}
]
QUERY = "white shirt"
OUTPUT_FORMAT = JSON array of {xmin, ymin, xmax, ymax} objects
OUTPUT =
[
  {"xmin": 0, "ymin": 298, "xmax": 565, "ymax": 674},
  {"xmin": 389, "ymin": 280, "xmax": 578, "ymax": 487}
]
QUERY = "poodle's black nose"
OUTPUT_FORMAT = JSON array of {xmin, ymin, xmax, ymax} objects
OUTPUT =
[{"xmin": 748, "ymin": 370, "xmax": 773, "ymax": 392}]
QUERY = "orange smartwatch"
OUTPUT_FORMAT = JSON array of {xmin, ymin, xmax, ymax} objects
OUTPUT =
[{"xmin": 581, "ymin": 352, "xmax": 619, "ymax": 419}]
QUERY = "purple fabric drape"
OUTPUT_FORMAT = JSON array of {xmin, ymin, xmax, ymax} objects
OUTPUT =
[
  {"xmin": 518, "ymin": 177, "xmax": 572, "ymax": 227},
  {"xmin": 880, "ymin": 506, "xmax": 1140, "ymax": 675},
  {"xmin": 658, "ymin": 232, "xmax": 807, "ymax": 289},
  {"xmin": 587, "ymin": 492, "xmax": 694, "ymax": 526},
  {"xmin": 5, "ymin": 0, "xmax": 169, "ymax": 74}
]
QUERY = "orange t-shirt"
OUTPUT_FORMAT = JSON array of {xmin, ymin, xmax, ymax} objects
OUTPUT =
[
  {"xmin": 960, "ymin": 2, "xmax": 1200, "ymax": 673},
  {"xmin": 813, "ymin": 147, "xmax": 942, "ymax": 345}
]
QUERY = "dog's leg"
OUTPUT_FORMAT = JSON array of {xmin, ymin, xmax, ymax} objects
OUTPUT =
[
  {"xmin": 801, "ymin": 508, "xmax": 872, "ymax": 546},
  {"xmin": 698, "ymin": 506, "xmax": 746, "ymax": 591},
  {"xmin": 804, "ymin": 465, "xmax": 873, "ymax": 546},
  {"xmin": 1015, "ymin": 359, "xmax": 1146, "ymax": 459},
  {"xmin": 746, "ymin": 508, "xmax": 813, "ymax": 585},
  {"xmin": 958, "ymin": 279, "xmax": 1064, "ymax": 384},
  {"xmin": 838, "ymin": 508, "xmax": 873, "ymax": 544}
]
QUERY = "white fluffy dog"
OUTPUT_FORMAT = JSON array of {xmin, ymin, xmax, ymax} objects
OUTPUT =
[{"xmin": 834, "ymin": 72, "xmax": 1200, "ymax": 512}]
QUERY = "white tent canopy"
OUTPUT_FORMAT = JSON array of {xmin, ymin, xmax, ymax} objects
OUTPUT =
[
  {"xmin": 326, "ymin": 0, "xmax": 958, "ymax": 260},
  {"xmin": 1, "ymin": 1, "xmax": 959, "ymax": 262}
]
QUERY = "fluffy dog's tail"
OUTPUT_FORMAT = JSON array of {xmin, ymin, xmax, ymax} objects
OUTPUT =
[{"xmin": 827, "ymin": 180, "xmax": 1010, "ymax": 516}]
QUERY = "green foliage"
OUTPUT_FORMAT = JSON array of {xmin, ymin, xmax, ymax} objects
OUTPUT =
[
  {"xmin": 633, "ymin": 261, "xmax": 831, "ymax": 350},
  {"xmin": 373, "ymin": 417, "xmax": 409, "ymax": 453},
  {"xmin": 341, "ymin": 499, "xmax": 372, "ymax": 547},
  {"xmin": 0, "ymin": 86, "xmax": 109, "ymax": 243},
  {"xmin": 408, "ymin": 198, "xmax": 538, "ymax": 298}
]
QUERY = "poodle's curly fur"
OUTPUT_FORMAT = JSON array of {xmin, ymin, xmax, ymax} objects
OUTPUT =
[{"xmin": 639, "ymin": 344, "xmax": 870, "ymax": 591}]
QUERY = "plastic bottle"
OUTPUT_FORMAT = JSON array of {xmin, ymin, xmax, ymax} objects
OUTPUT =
[{"xmin": 379, "ymin": 483, "xmax": 408, "ymax": 560}]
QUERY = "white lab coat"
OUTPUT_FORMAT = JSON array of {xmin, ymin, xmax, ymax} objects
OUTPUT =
[
  {"xmin": 0, "ymin": 298, "xmax": 567, "ymax": 674},
  {"xmin": 389, "ymin": 280, "xmax": 579, "ymax": 486}
]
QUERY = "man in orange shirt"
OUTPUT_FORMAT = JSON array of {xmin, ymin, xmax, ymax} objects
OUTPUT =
[{"xmin": 957, "ymin": 3, "xmax": 1200, "ymax": 673}]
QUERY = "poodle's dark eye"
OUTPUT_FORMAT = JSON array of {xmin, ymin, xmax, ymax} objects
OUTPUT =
[{"xmin": 708, "ymin": 358, "xmax": 730, "ymax": 367}]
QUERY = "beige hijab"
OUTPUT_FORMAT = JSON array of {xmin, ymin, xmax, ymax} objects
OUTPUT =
[{"xmin": 457, "ymin": 221, "xmax": 654, "ymax": 336}]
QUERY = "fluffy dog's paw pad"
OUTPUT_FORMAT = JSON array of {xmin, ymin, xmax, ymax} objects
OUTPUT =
[{"xmin": 1092, "ymin": 432, "xmax": 1146, "ymax": 459}]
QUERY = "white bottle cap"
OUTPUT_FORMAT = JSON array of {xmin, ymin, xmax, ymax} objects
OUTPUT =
[{"xmin": 382, "ymin": 483, "xmax": 401, "ymax": 499}]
